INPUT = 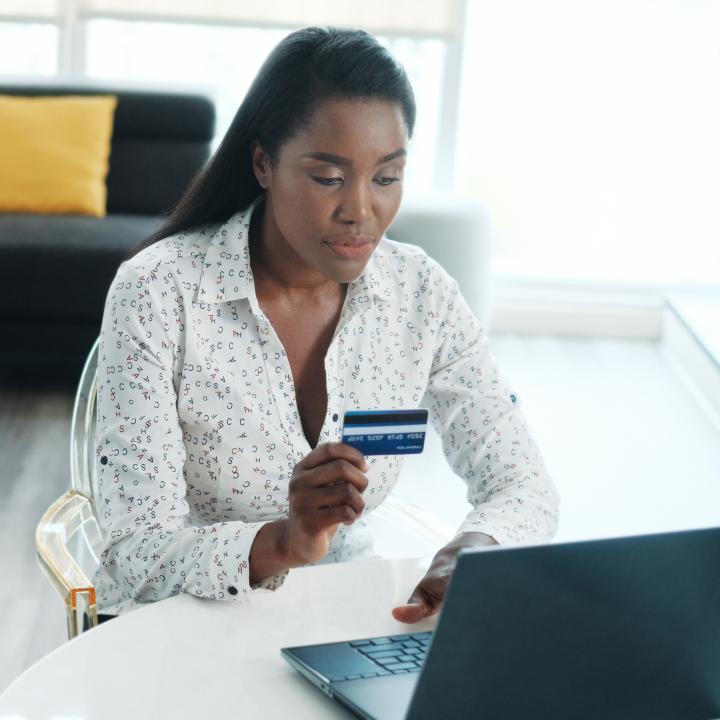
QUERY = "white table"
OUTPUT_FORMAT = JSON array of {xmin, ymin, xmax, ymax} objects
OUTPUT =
[{"xmin": 0, "ymin": 556, "xmax": 436, "ymax": 720}]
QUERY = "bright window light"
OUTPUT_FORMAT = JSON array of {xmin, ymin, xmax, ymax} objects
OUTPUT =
[
  {"xmin": 457, "ymin": 0, "xmax": 720, "ymax": 287},
  {"xmin": 0, "ymin": 23, "xmax": 58, "ymax": 76}
]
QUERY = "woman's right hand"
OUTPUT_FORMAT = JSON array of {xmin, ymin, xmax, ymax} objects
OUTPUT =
[{"xmin": 283, "ymin": 441, "xmax": 369, "ymax": 565}]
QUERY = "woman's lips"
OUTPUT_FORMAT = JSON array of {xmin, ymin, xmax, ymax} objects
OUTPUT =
[{"xmin": 324, "ymin": 234, "xmax": 375, "ymax": 260}]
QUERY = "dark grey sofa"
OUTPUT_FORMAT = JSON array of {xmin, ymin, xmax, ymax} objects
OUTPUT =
[{"xmin": 0, "ymin": 85, "xmax": 215, "ymax": 387}]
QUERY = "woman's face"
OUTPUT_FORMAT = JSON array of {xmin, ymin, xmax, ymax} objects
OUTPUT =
[{"xmin": 253, "ymin": 98, "xmax": 409, "ymax": 284}]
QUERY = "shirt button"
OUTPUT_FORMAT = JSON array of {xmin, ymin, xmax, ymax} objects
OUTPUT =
[
  {"xmin": 332, "ymin": 413, "xmax": 339, "ymax": 422},
  {"xmin": 510, "ymin": 394, "xmax": 517, "ymax": 404},
  {"xmin": 228, "ymin": 585, "xmax": 238, "ymax": 596},
  {"xmin": 100, "ymin": 456, "xmax": 108, "ymax": 465}
]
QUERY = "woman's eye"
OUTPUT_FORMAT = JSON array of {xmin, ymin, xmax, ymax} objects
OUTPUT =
[
  {"xmin": 310, "ymin": 175, "xmax": 400, "ymax": 187},
  {"xmin": 374, "ymin": 176, "xmax": 400, "ymax": 186},
  {"xmin": 311, "ymin": 176, "xmax": 343, "ymax": 186}
]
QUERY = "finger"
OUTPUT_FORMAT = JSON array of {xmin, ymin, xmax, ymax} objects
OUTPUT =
[
  {"xmin": 392, "ymin": 584, "xmax": 441, "ymax": 624},
  {"xmin": 299, "ymin": 458, "xmax": 369, "ymax": 493},
  {"xmin": 296, "ymin": 441, "xmax": 368, "ymax": 473},
  {"xmin": 315, "ymin": 482, "xmax": 366, "ymax": 516},
  {"xmin": 305, "ymin": 504, "xmax": 359, "ymax": 530},
  {"xmin": 392, "ymin": 602, "xmax": 433, "ymax": 624}
]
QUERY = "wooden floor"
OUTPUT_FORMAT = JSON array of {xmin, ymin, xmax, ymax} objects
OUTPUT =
[
  {"xmin": 0, "ymin": 391, "xmax": 76, "ymax": 694},
  {"xmin": 2, "ymin": 334, "xmax": 720, "ymax": 694}
]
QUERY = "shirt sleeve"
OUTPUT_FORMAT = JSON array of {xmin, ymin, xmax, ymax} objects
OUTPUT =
[
  {"xmin": 421, "ymin": 264, "xmax": 560, "ymax": 546},
  {"xmin": 94, "ymin": 258, "xmax": 288, "ymax": 610}
]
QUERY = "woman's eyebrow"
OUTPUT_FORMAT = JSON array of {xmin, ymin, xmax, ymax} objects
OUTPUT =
[{"xmin": 299, "ymin": 149, "xmax": 407, "ymax": 165}]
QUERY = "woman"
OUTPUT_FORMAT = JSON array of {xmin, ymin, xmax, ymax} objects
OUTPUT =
[{"xmin": 93, "ymin": 26, "xmax": 559, "ymax": 626}]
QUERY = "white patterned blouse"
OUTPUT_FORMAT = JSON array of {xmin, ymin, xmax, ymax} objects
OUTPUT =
[{"xmin": 93, "ymin": 197, "xmax": 560, "ymax": 616}]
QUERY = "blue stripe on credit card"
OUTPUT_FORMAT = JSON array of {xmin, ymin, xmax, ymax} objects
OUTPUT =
[{"xmin": 342, "ymin": 409, "xmax": 429, "ymax": 455}]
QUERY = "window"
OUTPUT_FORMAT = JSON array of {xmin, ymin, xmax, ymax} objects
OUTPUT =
[
  {"xmin": 1, "ymin": 1, "xmax": 462, "ymax": 192},
  {"xmin": 83, "ymin": 19, "xmax": 445, "ymax": 192},
  {"xmin": 457, "ymin": 0, "xmax": 720, "ymax": 287},
  {"xmin": 0, "ymin": 23, "xmax": 58, "ymax": 76}
]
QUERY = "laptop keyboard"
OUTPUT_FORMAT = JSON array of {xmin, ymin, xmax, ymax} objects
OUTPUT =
[{"xmin": 329, "ymin": 632, "xmax": 433, "ymax": 681}]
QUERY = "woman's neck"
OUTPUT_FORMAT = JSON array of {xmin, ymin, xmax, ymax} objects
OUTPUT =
[{"xmin": 248, "ymin": 194, "xmax": 345, "ymax": 306}]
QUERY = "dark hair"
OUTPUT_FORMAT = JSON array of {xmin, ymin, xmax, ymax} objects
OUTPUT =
[{"xmin": 129, "ymin": 25, "xmax": 416, "ymax": 258}]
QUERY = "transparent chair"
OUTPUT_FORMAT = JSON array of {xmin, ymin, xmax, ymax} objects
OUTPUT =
[
  {"xmin": 36, "ymin": 336, "xmax": 103, "ymax": 639},
  {"xmin": 36, "ymin": 338, "xmax": 454, "ymax": 640}
]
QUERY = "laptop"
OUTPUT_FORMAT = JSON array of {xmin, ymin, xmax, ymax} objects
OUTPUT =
[{"xmin": 281, "ymin": 526, "xmax": 720, "ymax": 720}]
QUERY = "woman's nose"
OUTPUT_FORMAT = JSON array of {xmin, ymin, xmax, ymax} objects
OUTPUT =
[{"xmin": 337, "ymin": 180, "xmax": 373, "ymax": 225}]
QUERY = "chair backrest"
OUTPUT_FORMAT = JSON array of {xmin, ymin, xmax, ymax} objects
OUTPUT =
[
  {"xmin": 365, "ymin": 495, "xmax": 454, "ymax": 557},
  {"xmin": 35, "ymin": 337, "xmax": 104, "ymax": 638},
  {"xmin": 71, "ymin": 337, "xmax": 99, "ymax": 498},
  {"xmin": 69, "ymin": 336, "xmax": 105, "ymax": 564}
]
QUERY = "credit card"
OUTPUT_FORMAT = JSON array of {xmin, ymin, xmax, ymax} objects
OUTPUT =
[{"xmin": 341, "ymin": 409, "xmax": 429, "ymax": 455}]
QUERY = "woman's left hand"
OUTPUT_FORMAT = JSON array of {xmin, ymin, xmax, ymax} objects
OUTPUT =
[{"xmin": 391, "ymin": 532, "xmax": 499, "ymax": 624}]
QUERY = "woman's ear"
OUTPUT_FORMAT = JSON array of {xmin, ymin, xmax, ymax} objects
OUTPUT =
[{"xmin": 250, "ymin": 141, "xmax": 271, "ymax": 189}]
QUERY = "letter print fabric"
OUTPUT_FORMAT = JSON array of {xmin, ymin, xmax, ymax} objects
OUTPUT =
[{"xmin": 94, "ymin": 196, "xmax": 560, "ymax": 615}]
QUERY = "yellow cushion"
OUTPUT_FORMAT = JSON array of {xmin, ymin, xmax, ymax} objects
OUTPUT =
[{"xmin": 0, "ymin": 94, "xmax": 117, "ymax": 217}]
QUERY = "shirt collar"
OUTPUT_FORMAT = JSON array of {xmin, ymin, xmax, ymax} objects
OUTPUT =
[
  {"xmin": 197, "ymin": 196, "xmax": 387, "ymax": 312},
  {"xmin": 197, "ymin": 198, "xmax": 256, "ymax": 306}
]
